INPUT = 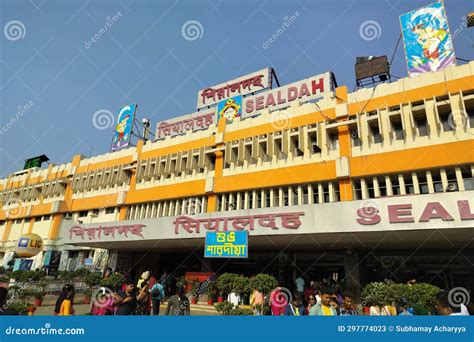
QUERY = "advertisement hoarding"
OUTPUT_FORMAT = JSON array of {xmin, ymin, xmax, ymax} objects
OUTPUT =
[
  {"xmin": 400, "ymin": 1, "xmax": 456, "ymax": 77},
  {"xmin": 111, "ymin": 104, "xmax": 137, "ymax": 151}
]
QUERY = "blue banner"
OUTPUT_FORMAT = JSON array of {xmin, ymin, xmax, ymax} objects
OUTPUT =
[
  {"xmin": 0, "ymin": 317, "xmax": 472, "ymax": 342},
  {"xmin": 204, "ymin": 231, "xmax": 248, "ymax": 258}
]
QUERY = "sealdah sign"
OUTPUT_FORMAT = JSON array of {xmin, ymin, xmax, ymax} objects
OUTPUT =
[
  {"xmin": 356, "ymin": 200, "xmax": 474, "ymax": 225},
  {"xmin": 242, "ymin": 72, "xmax": 331, "ymax": 118}
]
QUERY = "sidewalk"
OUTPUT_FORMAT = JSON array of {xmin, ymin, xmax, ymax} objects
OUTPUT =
[{"xmin": 34, "ymin": 294, "xmax": 218, "ymax": 316}]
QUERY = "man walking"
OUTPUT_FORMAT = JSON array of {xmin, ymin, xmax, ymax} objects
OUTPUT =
[{"xmin": 150, "ymin": 278, "xmax": 165, "ymax": 315}]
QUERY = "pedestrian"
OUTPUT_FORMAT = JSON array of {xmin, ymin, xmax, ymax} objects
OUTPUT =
[
  {"xmin": 150, "ymin": 278, "xmax": 165, "ymax": 315},
  {"xmin": 340, "ymin": 293, "xmax": 359, "ymax": 315},
  {"xmin": 227, "ymin": 290, "xmax": 240, "ymax": 309},
  {"xmin": 53, "ymin": 285, "xmax": 68, "ymax": 315},
  {"xmin": 304, "ymin": 281, "xmax": 315, "ymax": 304},
  {"xmin": 435, "ymin": 291, "xmax": 470, "ymax": 316},
  {"xmin": 114, "ymin": 280, "xmax": 137, "ymax": 315},
  {"xmin": 305, "ymin": 294, "xmax": 317, "ymax": 315},
  {"xmin": 103, "ymin": 267, "xmax": 112, "ymax": 279},
  {"xmin": 284, "ymin": 293, "xmax": 304, "ymax": 316},
  {"xmin": 397, "ymin": 298, "xmax": 413, "ymax": 316},
  {"xmin": 250, "ymin": 287, "xmax": 264, "ymax": 315},
  {"xmin": 0, "ymin": 287, "xmax": 18, "ymax": 315},
  {"xmin": 309, "ymin": 286, "xmax": 338, "ymax": 316},
  {"xmin": 165, "ymin": 287, "xmax": 190, "ymax": 316},
  {"xmin": 58, "ymin": 285, "xmax": 75, "ymax": 316},
  {"xmin": 295, "ymin": 275, "xmax": 305, "ymax": 300},
  {"xmin": 330, "ymin": 296, "xmax": 340, "ymax": 315},
  {"xmin": 90, "ymin": 287, "xmax": 114, "ymax": 316},
  {"xmin": 135, "ymin": 280, "xmax": 150, "ymax": 315},
  {"xmin": 270, "ymin": 287, "xmax": 286, "ymax": 316}
]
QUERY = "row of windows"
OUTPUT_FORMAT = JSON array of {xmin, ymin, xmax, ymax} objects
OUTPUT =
[
  {"xmin": 125, "ymin": 196, "xmax": 207, "ymax": 220},
  {"xmin": 71, "ymin": 165, "xmax": 129, "ymax": 193},
  {"xmin": 224, "ymin": 124, "xmax": 321, "ymax": 169},
  {"xmin": 352, "ymin": 165, "xmax": 473, "ymax": 200},
  {"xmin": 0, "ymin": 179, "xmax": 67, "ymax": 204},
  {"xmin": 216, "ymin": 181, "xmax": 340, "ymax": 212},
  {"xmin": 136, "ymin": 147, "xmax": 215, "ymax": 184},
  {"xmin": 348, "ymin": 92, "xmax": 474, "ymax": 147}
]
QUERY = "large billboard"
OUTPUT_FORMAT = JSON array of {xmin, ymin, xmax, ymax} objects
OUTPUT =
[
  {"xmin": 111, "ymin": 104, "xmax": 137, "ymax": 151},
  {"xmin": 197, "ymin": 68, "xmax": 272, "ymax": 109},
  {"xmin": 400, "ymin": 1, "xmax": 455, "ymax": 77}
]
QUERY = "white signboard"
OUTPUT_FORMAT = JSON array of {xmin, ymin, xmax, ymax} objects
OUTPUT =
[
  {"xmin": 242, "ymin": 72, "xmax": 333, "ymax": 119},
  {"xmin": 61, "ymin": 191, "xmax": 473, "ymax": 246},
  {"xmin": 197, "ymin": 68, "xmax": 272, "ymax": 109},
  {"xmin": 155, "ymin": 108, "xmax": 216, "ymax": 140}
]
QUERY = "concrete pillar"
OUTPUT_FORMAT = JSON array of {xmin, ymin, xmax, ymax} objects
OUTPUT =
[{"xmin": 344, "ymin": 250, "xmax": 362, "ymax": 301}]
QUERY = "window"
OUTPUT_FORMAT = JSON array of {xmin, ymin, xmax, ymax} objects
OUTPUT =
[
  {"xmin": 78, "ymin": 211, "xmax": 88, "ymax": 218},
  {"xmin": 466, "ymin": 105, "xmax": 474, "ymax": 128},
  {"xmin": 461, "ymin": 166, "xmax": 474, "ymax": 190},
  {"xmin": 439, "ymin": 112, "xmax": 453, "ymax": 132},
  {"xmin": 105, "ymin": 207, "xmax": 115, "ymax": 214},
  {"xmin": 370, "ymin": 124, "xmax": 382, "ymax": 144},
  {"xmin": 302, "ymin": 186, "xmax": 309, "ymax": 205},
  {"xmin": 415, "ymin": 117, "xmax": 428, "ymax": 137},
  {"xmin": 391, "ymin": 120, "xmax": 404, "ymax": 140},
  {"xmin": 353, "ymin": 179, "xmax": 362, "ymax": 200},
  {"xmin": 43, "ymin": 215, "xmax": 51, "ymax": 221},
  {"xmin": 308, "ymin": 131, "xmax": 321, "ymax": 153},
  {"xmin": 378, "ymin": 177, "xmax": 387, "ymax": 197},
  {"xmin": 390, "ymin": 176, "xmax": 401, "ymax": 196},
  {"xmin": 350, "ymin": 126, "xmax": 361, "ymax": 147},
  {"xmin": 328, "ymin": 132, "xmax": 339, "ymax": 150},
  {"xmin": 417, "ymin": 172, "xmax": 429, "ymax": 194},
  {"xmin": 404, "ymin": 174, "xmax": 415, "ymax": 194},
  {"xmin": 431, "ymin": 170, "xmax": 444, "ymax": 193}
]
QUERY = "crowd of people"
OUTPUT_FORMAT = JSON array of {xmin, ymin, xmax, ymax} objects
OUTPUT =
[
  {"xmin": 247, "ymin": 277, "xmax": 472, "ymax": 316},
  {"xmin": 0, "ymin": 271, "xmax": 471, "ymax": 316}
]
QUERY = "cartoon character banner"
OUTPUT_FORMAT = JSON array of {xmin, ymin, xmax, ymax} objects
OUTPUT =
[
  {"xmin": 400, "ymin": 1, "xmax": 455, "ymax": 77},
  {"xmin": 217, "ymin": 95, "xmax": 242, "ymax": 124},
  {"xmin": 111, "ymin": 104, "xmax": 136, "ymax": 151}
]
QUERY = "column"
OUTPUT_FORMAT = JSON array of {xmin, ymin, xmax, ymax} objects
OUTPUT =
[{"xmin": 344, "ymin": 250, "xmax": 362, "ymax": 301}]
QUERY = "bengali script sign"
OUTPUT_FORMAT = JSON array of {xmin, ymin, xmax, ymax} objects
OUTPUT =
[
  {"xmin": 174, "ymin": 212, "xmax": 304, "ymax": 234},
  {"xmin": 156, "ymin": 110, "xmax": 215, "ymax": 140},
  {"xmin": 205, "ymin": 231, "xmax": 248, "ymax": 258},
  {"xmin": 69, "ymin": 224, "xmax": 146, "ymax": 241},
  {"xmin": 197, "ymin": 68, "xmax": 272, "ymax": 109}
]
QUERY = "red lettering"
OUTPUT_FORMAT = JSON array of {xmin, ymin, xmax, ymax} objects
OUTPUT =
[
  {"xmin": 458, "ymin": 200, "xmax": 474, "ymax": 220},
  {"xmin": 245, "ymin": 99, "xmax": 254, "ymax": 113},
  {"xmin": 287, "ymin": 87, "xmax": 298, "ymax": 101},
  {"xmin": 311, "ymin": 78, "xmax": 325, "ymax": 94},
  {"xmin": 298, "ymin": 83, "xmax": 311, "ymax": 98},
  {"xmin": 255, "ymin": 96, "xmax": 264, "ymax": 111},
  {"xmin": 419, "ymin": 202, "xmax": 454, "ymax": 222},
  {"xmin": 265, "ymin": 93, "xmax": 276, "ymax": 108},
  {"xmin": 277, "ymin": 90, "xmax": 285, "ymax": 105},
  {"xmin": 388, "ymin": 204, "xmax": 415, "ymax": 223},
  {"xmin": 356, "ymin": 207, "xmax": 381, "ymax": 225}
]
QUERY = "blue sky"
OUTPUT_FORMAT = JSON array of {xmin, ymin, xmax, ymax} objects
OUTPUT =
[{"xmin": 0, "ymin": 0, "xmax": 472, "ymax": 177}]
